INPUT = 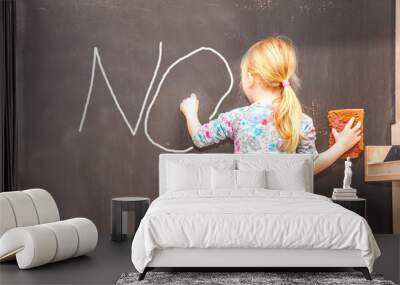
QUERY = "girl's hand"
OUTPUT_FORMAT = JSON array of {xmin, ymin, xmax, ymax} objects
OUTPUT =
[
  {"xmin": 332, "ymin": 117, "xmax": 362, "ymax": 153},
  {"xmin": 180, "ymin": 93, "xmax": 199, "ymax": 117}
]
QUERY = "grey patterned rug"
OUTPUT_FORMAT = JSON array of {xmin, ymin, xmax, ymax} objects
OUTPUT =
[{"xmin": 116, "ymin": 272, "xmax": 396, "ymax": 285}]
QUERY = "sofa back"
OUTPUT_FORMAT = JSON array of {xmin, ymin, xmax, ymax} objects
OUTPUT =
[
  {"xmin": 0, "ymin": 189, "xmax": 60, "ymax": 237},
  {"xmin": 159, "ymin": 153, "xmax": 314, "ymax": 195}
]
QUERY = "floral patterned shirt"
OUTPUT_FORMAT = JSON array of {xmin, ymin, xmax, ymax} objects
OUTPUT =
[{"xmin": 192, "ymin": 100, "xmax": 319, "ymax": 160}]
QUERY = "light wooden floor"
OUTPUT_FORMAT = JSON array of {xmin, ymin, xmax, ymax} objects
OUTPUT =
[{"xmin": 0, "ymin": 235, "xmax": 398, "ymax": 285}]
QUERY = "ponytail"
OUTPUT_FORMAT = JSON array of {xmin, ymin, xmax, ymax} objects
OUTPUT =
[{"xmin": 274, "ymin": 83, "xmax": 303, "ymax": 153}]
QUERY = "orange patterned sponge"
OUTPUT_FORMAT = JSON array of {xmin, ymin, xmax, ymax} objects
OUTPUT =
[{"xmin": 328, "ymin": 109, "xmax": 364, "ymax": 159}]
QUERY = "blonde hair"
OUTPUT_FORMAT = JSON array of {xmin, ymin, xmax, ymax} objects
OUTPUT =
[{"xmin": 241, "ymin": 36, "xmax": 303, "ymax": 153}]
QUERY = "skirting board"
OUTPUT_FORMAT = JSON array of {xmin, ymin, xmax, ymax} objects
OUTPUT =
[{"xmin": 147, "ymin": 248, "xmax": 366, "ymax": 268}]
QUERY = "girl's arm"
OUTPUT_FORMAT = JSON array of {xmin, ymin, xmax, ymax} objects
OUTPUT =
[
  {"xmin": 314, "ymin": 117, "xmax": 361, "ymax": 174},
  {"xmin": 180, "ymin": 93, "xmax": 201, "ymax": 138},
  {"xmin": 180, "ymin": 93, "xmax": 234, "ymax": 148}
]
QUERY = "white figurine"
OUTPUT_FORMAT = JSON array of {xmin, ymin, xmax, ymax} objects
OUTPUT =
[{"xmin": 343, "ymin": 157, "xmax": 353, "ymax": 189}]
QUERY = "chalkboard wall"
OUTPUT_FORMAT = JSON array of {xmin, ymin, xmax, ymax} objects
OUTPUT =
[{"xmin": 16, "ymin": 0, "xmax": 394, "ymax": 233}]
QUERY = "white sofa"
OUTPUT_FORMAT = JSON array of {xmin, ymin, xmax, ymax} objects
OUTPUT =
[{"xmin": 0, "ymin": 189, "xmax": 98, "ymax": 269}]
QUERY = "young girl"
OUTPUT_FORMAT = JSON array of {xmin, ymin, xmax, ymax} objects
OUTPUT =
[{"xmin": 180, "ymin": 36, "xmax": 361, "ymax": 174}]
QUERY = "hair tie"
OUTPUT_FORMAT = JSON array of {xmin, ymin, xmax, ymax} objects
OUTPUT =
[{"xmin": 282, "ymin": 80, "xmax": 290, "ymax": 88}]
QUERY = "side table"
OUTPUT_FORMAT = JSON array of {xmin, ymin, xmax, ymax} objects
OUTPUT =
[
  {"xmin": 111, "ymin": 197, "xmax": 150, "ymax": 242},
  {"xmin": 331, "ymin": 198, "xmax": 367, "ymax": 218}
]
